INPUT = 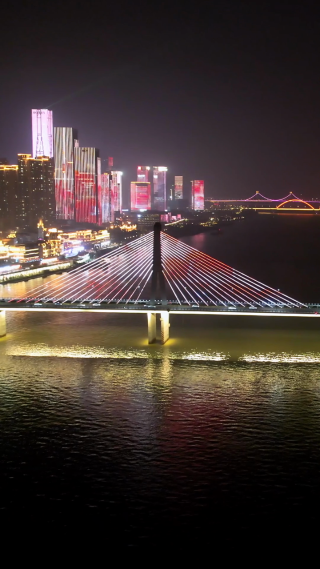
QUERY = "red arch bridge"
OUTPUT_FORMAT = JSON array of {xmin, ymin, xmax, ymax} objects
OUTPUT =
[{"xmin": 0, "ymin": 223, "xmax": 318, "ymax": 344}]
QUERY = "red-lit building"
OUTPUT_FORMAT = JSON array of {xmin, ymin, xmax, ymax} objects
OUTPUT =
[
  {"xmin": 137, "ymin": 166, "xmax": 150, "ymax": 183},
  {"xmin": 191, "ymin": 180, "xmax": 204, "ymax": 210},
  {"xmin": 74, "ymin": 147, "xmax": 99, "ymax": 223},
  {"xmin": 131, "ymin": 182, "xmax": 151, "ymax": 211},
  {"xmin": 54, "ymin": 127, "xmax": 77, "ymax": 220}
]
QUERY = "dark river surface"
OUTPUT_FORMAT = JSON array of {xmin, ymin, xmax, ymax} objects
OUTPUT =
[{"xmin": 1, "ymin": 214, "xmax": 320, "ymax": 547}]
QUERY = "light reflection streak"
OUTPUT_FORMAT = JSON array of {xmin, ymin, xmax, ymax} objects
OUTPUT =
[{"xmin": 5, "ymin": 344, "xmax": 320, "ymax": 363}]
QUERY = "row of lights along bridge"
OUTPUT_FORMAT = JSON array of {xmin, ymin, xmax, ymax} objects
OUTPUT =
[{"xmin": 0, "ymin": 108, "xmax": 205, "ymax": 233}]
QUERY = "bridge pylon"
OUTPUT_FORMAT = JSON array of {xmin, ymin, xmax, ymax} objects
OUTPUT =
[
  {"xmin": 148, "ymin": 223, "xmax": 170, "ymax": 344},
  {"xmin": 151, "ymin": 222, "xmax": 167, "ymax": 306}
]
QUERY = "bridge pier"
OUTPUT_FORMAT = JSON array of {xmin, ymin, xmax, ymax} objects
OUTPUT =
[
  {"xmin": 160, "ymin": 311, "xmax": 170, "ymax": 344},
  {"xmin": 148, "ymin": 312, "xmax": 157, "ymax": 344},
  {"xmin": 0, "ymin": 310, "xmax": 6, "ymax": 337}
]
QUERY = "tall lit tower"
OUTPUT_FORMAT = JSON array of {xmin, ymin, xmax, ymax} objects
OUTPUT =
[
  {"xmin": 137, "ymin": 166, "xmax": 150, "ymax": 183},
  {"xmin": 99, "ymin": 172, "xmax": 114, "ymax": 223},
  {"xmin": 174, "ymin": 176, "xmax": 183, "ymax": 199},
  {"xmin": 191, "ymin": 180, "xmax": 204, "ymax": 210},
  {"xmin": 74, "ymin": 147, "xmax": 99, "ymax": 223},
  {"xmin": 32, "ymin": 109, "xmax": 53, "ymax": 158},
  {"xmin": 111, "ymin": 171, "xmax": 123, "ymax": 213},
  {"xmin": 153, "ymin": 166, "xmax": 167, "ymax": 210},
  {"xmin": 54, "ymin": 127, "xmax": 77, "ymax": 220}
]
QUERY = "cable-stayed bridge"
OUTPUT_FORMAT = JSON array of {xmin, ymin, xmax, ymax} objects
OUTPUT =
[{"xmin": 0, "ymin": 223, "xmax": 318, "ymax": 343}]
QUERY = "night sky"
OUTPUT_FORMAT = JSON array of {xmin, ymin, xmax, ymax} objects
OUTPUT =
[{"xmin": 1, "ymin": 1, "xmax": 320, "ymax": 204}]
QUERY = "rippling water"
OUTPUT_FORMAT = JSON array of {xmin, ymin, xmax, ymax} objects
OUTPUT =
[{"xmin": 1, "ymin": 221, "xmax": 320, "ymax": 546}]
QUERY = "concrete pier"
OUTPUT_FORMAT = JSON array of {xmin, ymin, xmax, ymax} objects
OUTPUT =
[
  {"xmin": 0, "ymin": 310, "xmax": 6, "ymax": 337},
  {"xmin": 148, "ymin": 312, "xmax": 157, "ymax": 344},
  {"xmin": 160, "ymin": 311, "xmax": 170, "ymax": 344}
]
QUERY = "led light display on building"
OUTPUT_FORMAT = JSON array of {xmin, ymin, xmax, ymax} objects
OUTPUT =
[
  {"xmin": 111, "ymin": 171, "xmax": 123, "ymax": 212},
  {"xmin": 74, "ymin": 147, "xmax": 99, "ymax": 223},
  {"xmin": 100, "ymin": 173, "xmax": 114, "ymax": 222},
  {"xmin": 174, "ymin": 175, "xmax": 183, "ymax": 199},
  {"xmin": 54, "ymin": 127, "xmax": 76, "ymax": 220},
  {"xmin": 137, "ymin": 166, "xmax": 150, "ymax": 183},
  {"xmin": 153, "ymin": 166, "xmax": 167, "ymax": 210},
  {"xmin": 191, "ymin": 180, "xmax": 204, "ymax": 210},
  {"xmin": 32, "ymin": 109, "xmax": 53, "ymax": 158},
  {"xmin": 131, "ymin": 182, "xmax": 151, "ymax": 211},
  {"xmin": 96, "ymin": 157, "xmax": 102, "ymax": 225}
]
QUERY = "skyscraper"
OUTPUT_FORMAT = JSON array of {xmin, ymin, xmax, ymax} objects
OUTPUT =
[
  {"xmin": 0, "ymin": 164, "xmax": 18, "ymax": 229},
  {"xmin": 191, "ymin": 180, "xmax": 204, "ymax": 210},
  {"xmin": 17, "ymin": 154, "xmax": 55, "ymax": 227},
  {"xmin": 131, "ymin": 182, "xmax": 151, "ymax": 211},
  {"xmin": 153, "ymin": 166, "xmax": 167, "ymax": 210},
  {"xmin": 32, "ymin": 109, "xmax": 53, "ymax": 158},
  {"xmin": 174, "ymin": 176, "xmax": 183, "ymax": 199},
  {"xmin": 99, "ymin": 173, "xmax": 114, "ymax": 223},
  {"xmin": 54, "ymin": 127, "xmax": 77, "ymax": 220},
  {"xmin": 137, "ymin": 166, "xmax": 150, "ymax": 183},
  {"xmin": 111, "ymin": 171, "xmax": 123, "ymax": 213},
  {"xmin": 74, "ymin": 147, "xmax": 99, "ymax": 223}
]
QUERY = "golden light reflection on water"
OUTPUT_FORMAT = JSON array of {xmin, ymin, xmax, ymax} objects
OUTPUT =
[{"xmin": 5, "ymin": 343, "xmax": 320, "ymax": 363}]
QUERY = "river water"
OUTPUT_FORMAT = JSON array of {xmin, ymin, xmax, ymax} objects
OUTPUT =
[{"xmin": 1, "ymin": 215, "xmax": 320, "ymax": 547}]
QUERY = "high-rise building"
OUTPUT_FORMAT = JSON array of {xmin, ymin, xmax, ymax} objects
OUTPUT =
[
  {"xmin": 111, "ymin": 171, "xmax": 123, "ymax": 213},
  {"xmin": 153, "ymin": 167, "xmax": 167, "ymax": 210},
  {"xmin": 137, "ymin": 166, "xmax": 150, "ymax": 183},
  {"xmin": 32, "ymin": 109, "xmax": 53, "ymax": 158},
  {"xmin": 191, "ymin": 180, "xmax": 204, "ymax": 210},
  {"xmin": 174, "ymin": 175, "xmax": 183, "ymax": 199},
  {"xmin": 54, "ymin": 127, "xmax": 77, "ymax": 220},
  {"xmin": 130, "ymin": 182, "xmax": 151, "ymax": 211},
  {"xmin": 74, "ymin": 147, "xmax": 99, "ymax": 224},
  {"xmin": 99, "ymin": 173, "xmax": 114, "ymax": 223},
  {"xmin": 96, "ymin": 157, "xmax": 102, "ymax": 224},
  {"xmin": 17, "ymin": 154, "xmax": 55, "ymax": 227},
  {"xmin": 0, "ymin": 164, "xmax": 18, "ymax": 229}
]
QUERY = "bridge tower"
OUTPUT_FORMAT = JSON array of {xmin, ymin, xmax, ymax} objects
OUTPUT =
[{"xmin": 148, "ymin": 222, "xmax": 170, "ymax": 344}]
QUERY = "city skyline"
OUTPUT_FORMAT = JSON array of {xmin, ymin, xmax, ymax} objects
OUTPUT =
[{"xmin": 2, "ymin": 3, "xmax": 320, "ymax": 202}]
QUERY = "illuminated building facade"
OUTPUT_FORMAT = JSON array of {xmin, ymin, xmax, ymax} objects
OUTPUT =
[
  {"xmin": 0, "ymin": 165, "xmax": 18, "ymax": 229},
  {"xmin": 54, "ymin": 127, "xmax": 77, "ymax": 220},
  {"xmin": 74, "ymin": 147, "xmax": 99, "ymax": 223},
  {"xmin": 153, "ymin": 166, "xmax": 167, "ymax": 210},
  {"xmin": 111, "ymin": 171, "xmax": 123, "ymax": 213},
  {"xmin": 191, "ymin": 180, "xmax": 204, "ymax": 210},
  {"xmin": 130, "ymin": 182, "xmax": 151, "ymax": 211},
  {"xmin": 32, "ymin": 109, "xmax": 53, "ymax": 158},
  {"xmin": 96, "ymin": 157, "xmax": 102, "ymax": 224},
  {"xmin": 174, "ymin": 175, "xmax": 183, "ymax": 199},
  {"xmin": 100, "ymin": 173, "xmax": 113, "ymax": 222},
  {"xmin": 137, "ymin": 166, "xmax": 150, "ymax": 183},
  {"xmin": 54, "ymin": 127, "xmax": 76, "ymax": 220},
  {"xmin": 17, "ymin": 154, "xmax": 55, "ymax": 227}
]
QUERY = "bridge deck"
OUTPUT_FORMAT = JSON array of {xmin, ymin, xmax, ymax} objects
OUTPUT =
[{"xmin": 1, "ymin": 303, "xmax": 319, "ymax": 317}]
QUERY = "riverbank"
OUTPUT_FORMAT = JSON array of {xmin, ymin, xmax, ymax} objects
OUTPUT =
[{"xmin": 0, "ymin": 261, "xmax": 73, "ymax": 284}]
